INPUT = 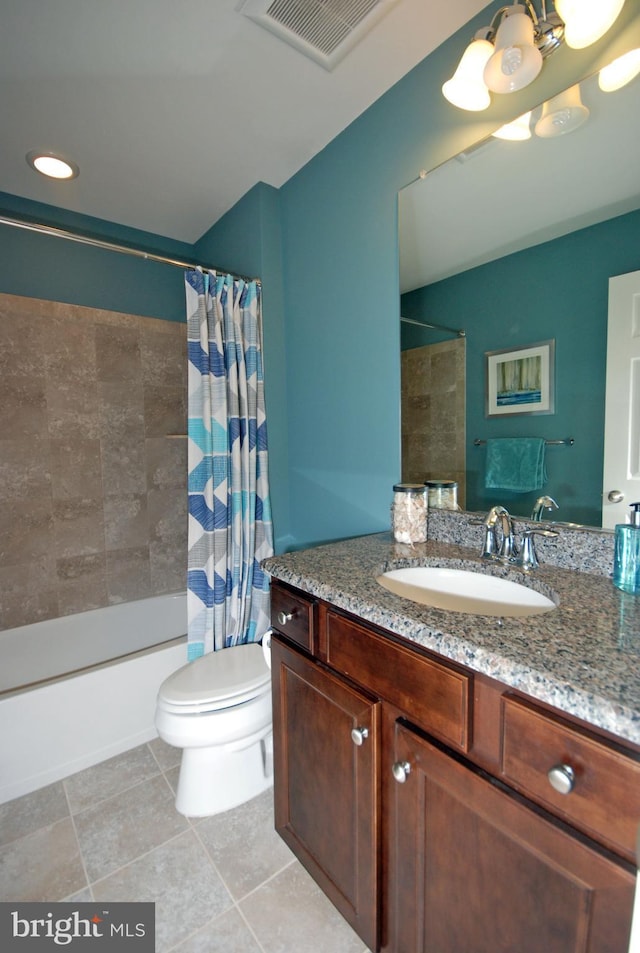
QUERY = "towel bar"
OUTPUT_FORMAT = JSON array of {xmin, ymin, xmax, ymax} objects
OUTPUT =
[{"xmin": 474, "ymin": 437, "xmax": 574, "ymax": 447}]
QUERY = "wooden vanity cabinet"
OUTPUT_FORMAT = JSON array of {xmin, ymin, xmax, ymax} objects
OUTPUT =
[
  {"xmin": 271, "ymin": 636, "xmax": 381, "ymax": 951},
  {"xmin": 269, "ymin": 580, "xmax": 637, "ymax": 953},
  {"xmin": 385, "ymin": 718, "xmax": 634, "ymax": 953}
]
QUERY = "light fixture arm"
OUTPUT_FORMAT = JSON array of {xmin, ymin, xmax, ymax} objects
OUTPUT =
[{"xmin": 480, "ymin": 1, "xmax": 565, "ymax": 58}]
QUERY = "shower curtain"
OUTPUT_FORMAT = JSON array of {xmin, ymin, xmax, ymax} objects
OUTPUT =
[{"xmin": 185, "ymin": 269, "xmax": 273, "ymax": 658}]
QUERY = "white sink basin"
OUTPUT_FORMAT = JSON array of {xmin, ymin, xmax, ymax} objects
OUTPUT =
[{"xmin": 376, "ymin": 566, "xmax": 556, "ymax": 618}]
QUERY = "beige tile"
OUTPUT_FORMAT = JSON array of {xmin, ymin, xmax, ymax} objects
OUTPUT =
[
  {"xmin": 148, "ymin": 737, "xmax": 182, "ymax": 773},
  {"xmin": 0, "ymin": 437, "xmax": 52, "ymax": 503},
  {"xmin": 55, "ymin": 553, "xmax": 108, "ymax": 615},
  {"xmin": 196, "ymin": 789, "xmax": 293, "ymax": 900},
  {"xmin": 148, "ymin": 487, "xmax": 187, "ymax": 544},
  {"xmin": 0, "ymin": 557, "xmax": 59, "ymax": 628},
  {"xmin": 74, "ymin": 774, "xmax": 188, "ymax": 882},
  {"xmin": 0, "ymin": 375, "xmax": 48, "ymax": 439},
  {"xmin": 164, "ymin": 765, "xmax": 181, "ymax": 797},
  {"xmin": 46, "ymin": 379, "xmax": 101, "ymax": 440},
  {"xmin": 0, "ymin": 818, "xmax": 86, "ymax": 901},
  {"xmin": 53, "ymin": 498, "xmax": 106, "ymax": 558},
  {"xmin": 43, "ymin": 317, "xmax": 97, "ymax": 382},
  {"xmin": 50, "ymin": 438, "xmax": 103, "ymax": 500},
  {"xmin": 240, "ymin": 860, "xmax": 365, "ymax": 953},
  {"xmin": 0, "ymin": 499, "xmax": 54, "ymax": 568},
  {"xmin": 143, "ymin": 384, "xmax": 187, "ymax": 438},
  {"xmin": 95, "ymin": 325, "xmax": 141, "ymax": 383},
  {"xmin": 172, "ymin": 907, "xmax": 263, "ymax": 953},
  {"xmin": 106, "ymin": 547, "xmax": 152, "ymax": 603},
  {"xmin": 146, "ymin": 436, "xmax": 188, "ymax": 489},
  {"xmin": 104, "ymin": 494, "xmax": 149, "ymax": 550},
  {"xmin": 140, "ymin": 327, "xmax": 187, "ymax": 389},
  {"xmin": 92, "ymin": 830, "xmax": 232, "ymax": 953},
  {"xmin": 101, "ymin": 442, "xmax": 147, "ymax": 496},
  {"xmin": 0, "ymin": 782, "xmax": 69, "ymax": 848},
  {"xmin": 64, "ymin": 745, "xmax": 162, "ymax": 815},
  {"xmin": 150, "ymin": 541, "xmax": 187, "ymax": 594}
]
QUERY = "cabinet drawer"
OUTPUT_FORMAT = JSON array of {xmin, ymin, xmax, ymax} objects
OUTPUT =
[
  {"xmin": 325, "ymin": 611, "xmax": 471, "ymax": 751},
  {"xmin": 501, "ymin": 694, "xmax": 640, "ymax": 861},
  {"xmin": 271, "ymin": 583, "xmax": 316, "ymax": 653}
]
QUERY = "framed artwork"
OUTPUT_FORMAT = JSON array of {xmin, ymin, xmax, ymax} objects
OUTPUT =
[{"xmin": 485, "ymin": 339, "xmax": 555, "ymax": 417}]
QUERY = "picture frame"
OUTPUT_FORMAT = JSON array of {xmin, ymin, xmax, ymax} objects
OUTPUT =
[{"xmin": 485, "ymin": 339, "xmax": 555, "ymax": 417}]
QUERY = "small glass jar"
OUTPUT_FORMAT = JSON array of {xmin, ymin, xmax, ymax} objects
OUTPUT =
[
  {"xmin": 425, "ymin": 480, "xmax": 458, "ymax": 511},
  {"xmin": 391, "ymin": 483, "xmax": 428, "ymax": 543}
]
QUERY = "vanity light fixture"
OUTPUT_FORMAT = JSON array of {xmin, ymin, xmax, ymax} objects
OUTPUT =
[
  {"xmin": 443, "ymin": 0, "xmax": 626, "ymax": 112},
  {"xmin": 534, "ymin": 84, "xmax": 590, "ymax": 136},
  {"xmin": 555, "ymin": 0, "xmax": 625, "ymax": 49},
  {"xmin": 26, "ymin": 151, "xmax": 79, "ymax": 181},
  {"xmin": 492, "ymin": 110, "xmax": 533, "ymax": 139},
  {"xmin": 598, "ymin": 47, "xmax": 640, "ymax": 91}
]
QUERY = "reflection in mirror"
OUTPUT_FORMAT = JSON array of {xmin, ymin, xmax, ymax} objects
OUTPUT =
[{"xmin": 399, "ymin": 64, "xmax": 640, "ymax": 529}]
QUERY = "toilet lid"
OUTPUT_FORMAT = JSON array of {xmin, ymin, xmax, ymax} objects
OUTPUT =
[{"xmin": 159, "ymin": 642, "xmax": 270, "ymax": 708}]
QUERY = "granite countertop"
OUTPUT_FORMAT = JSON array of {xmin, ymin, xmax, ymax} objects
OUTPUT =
[{"xmin": 262, "ymin": 531, "xmax": 640, "ymax": 746}]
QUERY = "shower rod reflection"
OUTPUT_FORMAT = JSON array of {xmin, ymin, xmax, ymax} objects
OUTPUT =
[
  {"xmin": 0, "ymin": 214, "xmax": 261, "ymax": 285},
  {"xmin": 400, "ymin": 315, "xmax": 465, "ymax": 337}
]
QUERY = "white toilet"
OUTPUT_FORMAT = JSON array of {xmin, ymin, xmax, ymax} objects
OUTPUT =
[{"xmin": 155, "ymin": 639, "xmax": 273, "ymax": 817}]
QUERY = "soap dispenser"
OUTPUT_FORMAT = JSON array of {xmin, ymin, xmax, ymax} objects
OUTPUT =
[{"xmin": 613, "ymin": 503, "xmax": 640, "ymax": 593}]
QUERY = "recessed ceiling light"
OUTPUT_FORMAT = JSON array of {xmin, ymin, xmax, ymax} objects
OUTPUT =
[{"xmin": 26, "ymin": 151, "xmax": 79, "ymax": 180}]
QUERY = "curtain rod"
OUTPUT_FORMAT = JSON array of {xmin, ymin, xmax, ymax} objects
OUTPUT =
[
  {"xmin": 401, "ymin": 315, "xmax": 465, "ymax": 337},
  {"xmin": 0, "ymin": 214, "xmax": 261, "ymax": 285}
]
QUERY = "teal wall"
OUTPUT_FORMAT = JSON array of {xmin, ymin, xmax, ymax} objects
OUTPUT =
[
  {"xmin": 276, "ymin": 1, "xmax": 640, "ymax": 548},
  {"xmin": 1, "ymin": 1, "xmax": 639, "ymax": 551},
  {"xmin": 402, "ymin": 208, "xmax": 640, "ymax": 526},
  {"xmin": 0, "ymin": 190, "xmax": 192, "ymax": 321}
]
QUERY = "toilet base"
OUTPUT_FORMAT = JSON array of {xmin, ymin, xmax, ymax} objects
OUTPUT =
[{"xmin": 174, "ymin": 728, "xmax": 274, "ymax": 817}]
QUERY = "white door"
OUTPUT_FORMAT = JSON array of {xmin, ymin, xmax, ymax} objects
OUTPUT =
[{"xmin": 602, "ymin": 269, "xmax": 640, "ymax": 529}]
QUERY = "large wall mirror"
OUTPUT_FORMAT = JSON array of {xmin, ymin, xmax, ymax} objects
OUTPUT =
[{"xmin": 399, "ymin": 63, "xmax": 640, "ymax": 529}]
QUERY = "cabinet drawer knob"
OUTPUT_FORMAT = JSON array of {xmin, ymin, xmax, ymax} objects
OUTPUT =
[
  {"xmin": 547, "ymin": 763, "xmax": 575, "ymax": 795},
  {"xmin": 392, "ymin": 761, "xmax": 411, "ymax": 783},
  {"xmin": 351, "ymin": 726, "xmax": 369, "ymax": 746},
  {"xmin": 277, "ymin": 610, "xmax": 295, "ymax": 625}
]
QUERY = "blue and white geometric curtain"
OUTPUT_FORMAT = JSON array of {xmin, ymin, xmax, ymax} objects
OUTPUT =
[{"xmin": 185, "ymin": 269, "xmax": 273, "ymax": 659}]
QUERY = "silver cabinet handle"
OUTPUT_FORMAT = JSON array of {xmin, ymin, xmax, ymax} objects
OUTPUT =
[
  {"xmin": 608, "ymin": 490, "xmax": 624, "ymax": 503},
  {"xmin": 392, "ymin": 761, "xmax": 411, "ymax": 783},
  {"xmin": 351, "ymin": 726, "xmax": 369, "ymax": 746},
  {"xmin": 547, "ymin": 763, "xmax": 575, "ymax": 795},
  {"xmin": 276, "ymin": 610, "xmax": 294, "ymax": 625}
]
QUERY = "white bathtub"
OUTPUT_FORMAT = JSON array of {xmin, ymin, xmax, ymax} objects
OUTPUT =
[{"xmin": 0, "ymin": 592, "xmax": 188, "ymax": 804}]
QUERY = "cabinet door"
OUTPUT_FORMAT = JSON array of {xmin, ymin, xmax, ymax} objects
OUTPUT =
[
  {"xmin": 385, "ymin": 719, "xmax": 635, "ymax": 953},
  {"xmin": 271, "ymin": 636, "xmax": 381, "ymax": 951}
]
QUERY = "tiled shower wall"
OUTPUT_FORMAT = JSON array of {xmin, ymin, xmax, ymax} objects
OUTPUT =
[
  {"xmin": 0, "ymin": 294, "xmax": 187, "ymax": 630},
  {"xmin": 401, "ymin": 337, "xmax": 466, "ymax": 507}
]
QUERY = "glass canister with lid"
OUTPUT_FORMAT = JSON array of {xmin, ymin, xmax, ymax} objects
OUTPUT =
[
  {"xmin": 391, "ymin": 483, "xmax": 428, "ymax": 543},
  {"xmin": 425, "ymin": 479, "xmax": 459, "ymax": 511}
]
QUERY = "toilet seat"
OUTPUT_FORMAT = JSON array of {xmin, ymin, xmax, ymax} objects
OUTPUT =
[{"xmin": 157, "ymin": 642, "xmax": 271, "ymax": 715}]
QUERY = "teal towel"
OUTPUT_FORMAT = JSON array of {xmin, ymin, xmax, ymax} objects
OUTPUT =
[{"xmin": 484, "ymin": 438, "xmax": 547, "ymax": 492}]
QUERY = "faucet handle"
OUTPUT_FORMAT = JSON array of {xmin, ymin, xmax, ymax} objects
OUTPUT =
[{"xmin": 517, "ymin": 527, "xmax": 558, "ymax": 570}]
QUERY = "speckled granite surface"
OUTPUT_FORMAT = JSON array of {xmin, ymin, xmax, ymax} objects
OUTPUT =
[{"xmin": 262, "ymin": 524, "xmax": 640, "ymax": 746}]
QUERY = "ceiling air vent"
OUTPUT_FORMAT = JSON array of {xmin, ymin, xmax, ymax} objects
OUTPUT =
[{"xmin": 239, "ymin": 0, "xmax": 400, "ymax": 70}]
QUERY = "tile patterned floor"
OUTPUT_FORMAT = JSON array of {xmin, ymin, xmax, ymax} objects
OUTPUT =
[{"xmin": 0, "ymin": 740, "xmax": 370, "ymax": 952}]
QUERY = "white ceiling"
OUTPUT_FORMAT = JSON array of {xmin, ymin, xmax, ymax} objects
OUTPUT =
[{"xmin": 0, "ymin": 0, "xmax": 487, "ymax": 244}]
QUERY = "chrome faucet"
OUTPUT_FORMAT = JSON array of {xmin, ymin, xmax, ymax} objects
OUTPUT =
[
  {"xmin": 515, "ymin": 527, "xmax": 559, "ymax": 570},
  {"xmin": 482, "ymin": 505, "xmax": 518, "ymax": 561},
  {"xmin": 531, "ymin": 496, "xmax": 559, "ymax": 521}
]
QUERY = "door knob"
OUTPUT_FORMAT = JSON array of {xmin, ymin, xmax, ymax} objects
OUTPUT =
[
  {"xmin": 608, "ymin": 490, "xmax": 624, "ymax": 503},
  {"xmin": 547, "ymin": 763, "xmax": 575, "ymax": 795},
  {"xmin": 392, "ymin": 761, "xmax": 411, "ymax": 783},
  {"xmin": 351, "ymin": 726, "xmax": 369, "ymax": 746},
  {"xmin": 276, "ymin": 610, "xmax": 295, "ymax": 625}
]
